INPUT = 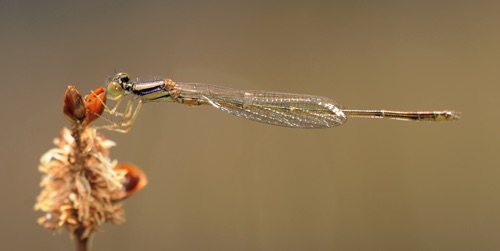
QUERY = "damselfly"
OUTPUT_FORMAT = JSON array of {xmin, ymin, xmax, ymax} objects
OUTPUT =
[{"xmin": 99, "ymin": 73, "xmax": 460, "ymax": 132}]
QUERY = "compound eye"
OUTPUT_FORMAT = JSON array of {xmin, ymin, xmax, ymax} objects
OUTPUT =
[
  {"xmin": 107, "ymin": 81, "xmax": 124, "ymax": 98},
  {"xmin": 115, "ymin": 72, "xmax": 130, "ymax": 84}
]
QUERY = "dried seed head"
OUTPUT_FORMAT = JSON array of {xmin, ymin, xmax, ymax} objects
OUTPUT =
[
  {"xmin": 36, "ymin": 85, "xmax": 146, "ymax": 241},
  {"xmin": 35, "ymin": 127, "xmax": 127, "ymax": 239}
]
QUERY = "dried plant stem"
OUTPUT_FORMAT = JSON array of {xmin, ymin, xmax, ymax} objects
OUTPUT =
[
  {"xmin": 73, "ymin": 128, "xmax": 90, "ymax": 251},
  {"xmin": 75, "ymin": 228, "xmax": 94, "ymax": 251}
]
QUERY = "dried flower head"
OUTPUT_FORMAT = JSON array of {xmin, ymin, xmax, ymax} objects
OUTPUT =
[
  {"xmin": 35, "ymin": 86, "xmax": 147, "ymax": 246},
  {"xmin": 35, "ymin": 127, "xmax": 125, "ymax": 239}
]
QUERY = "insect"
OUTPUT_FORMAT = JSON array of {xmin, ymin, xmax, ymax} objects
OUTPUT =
[
  {"xmin": 112, "ymin": 163, "xmax": 148, "ymax": 201},
  {"xmin": 62, "ymin": 85, "xmax": 147, "ymax": 200},
  {"xmin": 63, "ymin": 86, "xmax": 107, "ymax": 128},
  {"xmin": 99, "ymin": 72, "xmax": 460, "ymax": 132}
]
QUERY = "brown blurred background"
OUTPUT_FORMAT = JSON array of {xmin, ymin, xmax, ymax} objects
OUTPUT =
[{"xmin": 0, "ymin": 1, "xmax": 497, "ymax": 250}]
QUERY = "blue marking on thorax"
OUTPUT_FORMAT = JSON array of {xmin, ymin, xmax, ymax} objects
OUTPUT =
[{"xmin": 133, "ymin": 85, "xmax": 164, "ymax": 96}]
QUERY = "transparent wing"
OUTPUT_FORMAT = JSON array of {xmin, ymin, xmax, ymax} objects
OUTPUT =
[{"xmin": 174, "ymin": 82, "xmax": 347, "ymax": 128}]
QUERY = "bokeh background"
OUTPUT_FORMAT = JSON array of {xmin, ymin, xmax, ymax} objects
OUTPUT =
[{"xmin": 0, "ymin": 1, "xmax": 497, "ymax": 250}]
